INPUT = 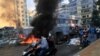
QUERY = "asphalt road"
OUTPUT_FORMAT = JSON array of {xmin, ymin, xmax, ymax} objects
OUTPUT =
[
  {"xmin": 55, "ymin": 44, "xmax": 80, "ymax": 56},
  {"xmin": 0, "ymin": 44, "xmax": 80, "ymax": 56}
]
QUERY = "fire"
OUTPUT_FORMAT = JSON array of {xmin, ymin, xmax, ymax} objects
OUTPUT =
[
  {"xmin": 19, "ymin": 34, "xmax": 26, "ymax": 40},
  {"xmin": 0, "ymin": 0, "xmax": 17, "ymax": 28},
  {"xmin": 20, "ymin": 35, "xmax": 40, "ymax": 45}
]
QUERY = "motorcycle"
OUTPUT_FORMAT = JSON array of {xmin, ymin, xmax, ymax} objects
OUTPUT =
[{"xmin": 22, "ymin": 39, "xmax": 57, "ymax": 56}]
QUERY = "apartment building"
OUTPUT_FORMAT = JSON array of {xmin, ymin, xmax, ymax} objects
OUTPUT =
[
  {"xmin": 68, "ymin": 0, "xmax": 97, "ymax": 26},
  {"xmin": 16, "ymin": 0, "xmax": 27, "ymax": 28},
  {"xmin": 81, "ymin": 0, "xmax": 97, "ymax": 24},
  {"xmin": 53, "ymin": 0, "xmax": 70, "ymax": 37},
  {"xmin": 68, "ymin": 0, "xmax": 82, "ymax": 26}
]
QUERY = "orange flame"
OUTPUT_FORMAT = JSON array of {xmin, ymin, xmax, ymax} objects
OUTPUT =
[
  {"xmin": 19, "ymin": 34, "xmax": 26, "ymax": 40},
  {"xmin": 20, "ymin": 35, "xmax": 40, "ymax": 45}
]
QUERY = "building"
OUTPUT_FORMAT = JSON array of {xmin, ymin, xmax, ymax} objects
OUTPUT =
[
  {"xmin": 81, "ymin": 0, "xmax": 97, "ymax": 25},
  {"xmin": 68, "ymin": 0, "xmax": 82, "ymax": 26},
  {"xmin": 16, "ymin": 0, "xmax": 27, "ymax": 28},
  {"xmin": 53, "ymin": 0, "xmax": 70, "ymax": 37},
  {"xmin": 68, "ymin": 0, "xmax": 97, "ymax": 26},
  {"xmin": 57, "ymin": 2, "xmax": 70, "ymax": 25}
]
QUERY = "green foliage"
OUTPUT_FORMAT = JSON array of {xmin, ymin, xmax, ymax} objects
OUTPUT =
[
  {"xmin": 92, "ymin": 0, "xmax": 100, "ymax": 27},
  {"xmin": 97, "ymin": 0, "xmax": 100, "ymax": 5}
]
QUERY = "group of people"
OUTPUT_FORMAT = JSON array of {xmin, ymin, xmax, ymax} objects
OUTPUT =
[{"xmin": 69, "ymin": 25, "xmax": 100, "ymax": 48}]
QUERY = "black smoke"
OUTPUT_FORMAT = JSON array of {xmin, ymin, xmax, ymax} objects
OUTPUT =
[
  {"xmin": 36, "ymin": 0, "xmax": 58, "ymax": 14},
  {"xmin": 31, "ymin": 0, "xmax": 58, "ymax": 37}
]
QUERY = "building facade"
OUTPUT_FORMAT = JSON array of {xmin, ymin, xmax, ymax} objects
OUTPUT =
[
  {"xmin": 68, "ymin": 0, "xmax": 97, "ymax": 26},
  {"xmin": 68, "ymin": 0, "xmax": 82, "ymax": 26},
  {"xmin": 16, "ymin": 0, "xmax": 27, "ymax": 28},
  {"xmin": 81, "ymin": 0, "xmax": 97, "ymax": 24},
  {"xmin": 54, "ymin": 0, "xmax": 70, "ymax": 36}
]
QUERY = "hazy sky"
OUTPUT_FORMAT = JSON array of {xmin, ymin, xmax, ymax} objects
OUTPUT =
[
  {"xmin": 27, "ymin": 0, "xmax": 69, "ymax": 11},
  {"xmin": 27, "ymin": 0, "xmax": 35, "ymax": 11},
  {"xmin": 62, "ymin": 0, "xmax": 69, "ymax": 4}
]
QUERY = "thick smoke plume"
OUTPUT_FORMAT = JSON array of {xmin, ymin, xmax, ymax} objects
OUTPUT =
[
  {"xmin": 36, "ymin": 0, "xmax": 58, "ymax": 14},
  {"xmin": 31, "ymin": 0, "xmax": 58, "ymax": 37}
]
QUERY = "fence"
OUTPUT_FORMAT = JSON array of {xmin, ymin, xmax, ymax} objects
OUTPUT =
[{"xmin": 0, "ymin": 27, "xmax": 19, "ymax": 47}]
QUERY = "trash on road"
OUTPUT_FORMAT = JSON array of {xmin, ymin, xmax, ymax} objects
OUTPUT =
[{"xmin": 68, "ymin": 38, "xmax": 80, "ymax": 46}]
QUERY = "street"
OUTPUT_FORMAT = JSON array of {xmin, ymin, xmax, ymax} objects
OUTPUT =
[
  {"xmin": 0, "ymin": 0, "xmax": 100, "ymax": 56},
  {"xmin": 55, "ymin": 43, "xmax": 80, "ymax": 56},
  {"xmin": 0, "ymin": 43, "xmax": 80, "ymax": 56}
]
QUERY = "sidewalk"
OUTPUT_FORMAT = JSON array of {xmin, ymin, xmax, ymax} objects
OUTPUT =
[{"xmin": 74, "ymin": 39, "xmax": 100, "ymax": 56}]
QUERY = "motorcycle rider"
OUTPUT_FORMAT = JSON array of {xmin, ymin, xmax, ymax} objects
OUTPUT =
[
  {"xmin": 23, "ymin": 30, "xmax": 49, "ymax": 56},
  {"xmin": 35, "ymin": 36, "xmax": 49, "ymax": 56}
]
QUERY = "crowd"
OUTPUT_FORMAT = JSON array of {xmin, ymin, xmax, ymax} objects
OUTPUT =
[{"xmin": 68, "ymin": 25, "xmax": 100, "ymax": 48}]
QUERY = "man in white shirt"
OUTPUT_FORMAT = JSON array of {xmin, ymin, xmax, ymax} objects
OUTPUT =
[{"xmin": 35, "ymin": 36, "xmax": 49, "ymax": 56}]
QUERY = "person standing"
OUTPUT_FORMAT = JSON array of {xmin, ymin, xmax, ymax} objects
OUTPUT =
[{"xmin": 87, "ymin": 25, "xmax": 97, "ymax": 44}]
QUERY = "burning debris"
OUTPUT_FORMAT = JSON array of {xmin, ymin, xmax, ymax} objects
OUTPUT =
[
  {"xmin": 31, "ymin": 0, "xmax": 58, "ymax": 37},
  {"xmin": 20, "ymin": 0, "xmax": 59, "ymax": 44},
  {"xmin": 20, "ymin": 35, "xmax": 40, "ymax": 44}
]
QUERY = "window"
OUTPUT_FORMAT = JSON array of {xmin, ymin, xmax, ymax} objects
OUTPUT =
[
  {"xmin": 17, "ymin": 13, "xmax": 20, "ymax": 16},
  {"xmin": 17, "ymin": 5, "xmax": 19, "ymax": 8},
  {"xmin": 58, "ymin": 19, "xmax": 66, "ymax": 24},
  {"xmin": 87, "ymin": 5, "xmax": 89, "ymax": 8},
  {"xmin": 73, "ymin": 11, "xmax": 77, "ymax": 14},
  {"xmin": 21, "ymin": 6, "xmax": 23, "ymax": 8},
  {"xmin": 21, "ymin": 2, "xmax": 23, "ymax": 4},
  {"xmin": 26, "ymin": 19, "xmax": 28, "ymax": 21},
  {"xmin": 75, "ymin": 20, "xmax": 78, "ymax": 24},
  {"xmin": 22, "ymin": 19, "xmax": 24, "ymax": 21},
  {"xmin": 25, "ymin": 11, "xmax": 27, "ymax": 14},
  {"xmin": 99, "ymin": 14, "xmax": 100, "ymax": 17},
  {"xmin": 81, "ymin": 0, "xmax": 88, "ymax": 3},
  {"xmin": 82, "ymin": 6, "xmax": 85, "ymax": 8},
  {"xmin": 23, "ymin": 23, "xmax": 25, "ymax": 25},
  {"xmin": 82, "ymin": 16, "xmax": 86, "ymax": 18},
  {"xmin": 22, "ymin": 15, "xmax": 24, "ymax": 17},
  {"xmin": 87, "ymin": 15, "xmax": 89, "ymax": 18},
  {"xmin": 17, "ymin": 1, "xmax": 19, "ymax": 4},
  {"xmin": 22, "ymin": 11, "xmax": 24, "ymax": 13}
]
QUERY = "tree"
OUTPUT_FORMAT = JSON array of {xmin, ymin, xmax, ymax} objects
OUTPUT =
[{"xmin": 92, "ymin": 0, "xmax": 100, "ymax": 27}]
